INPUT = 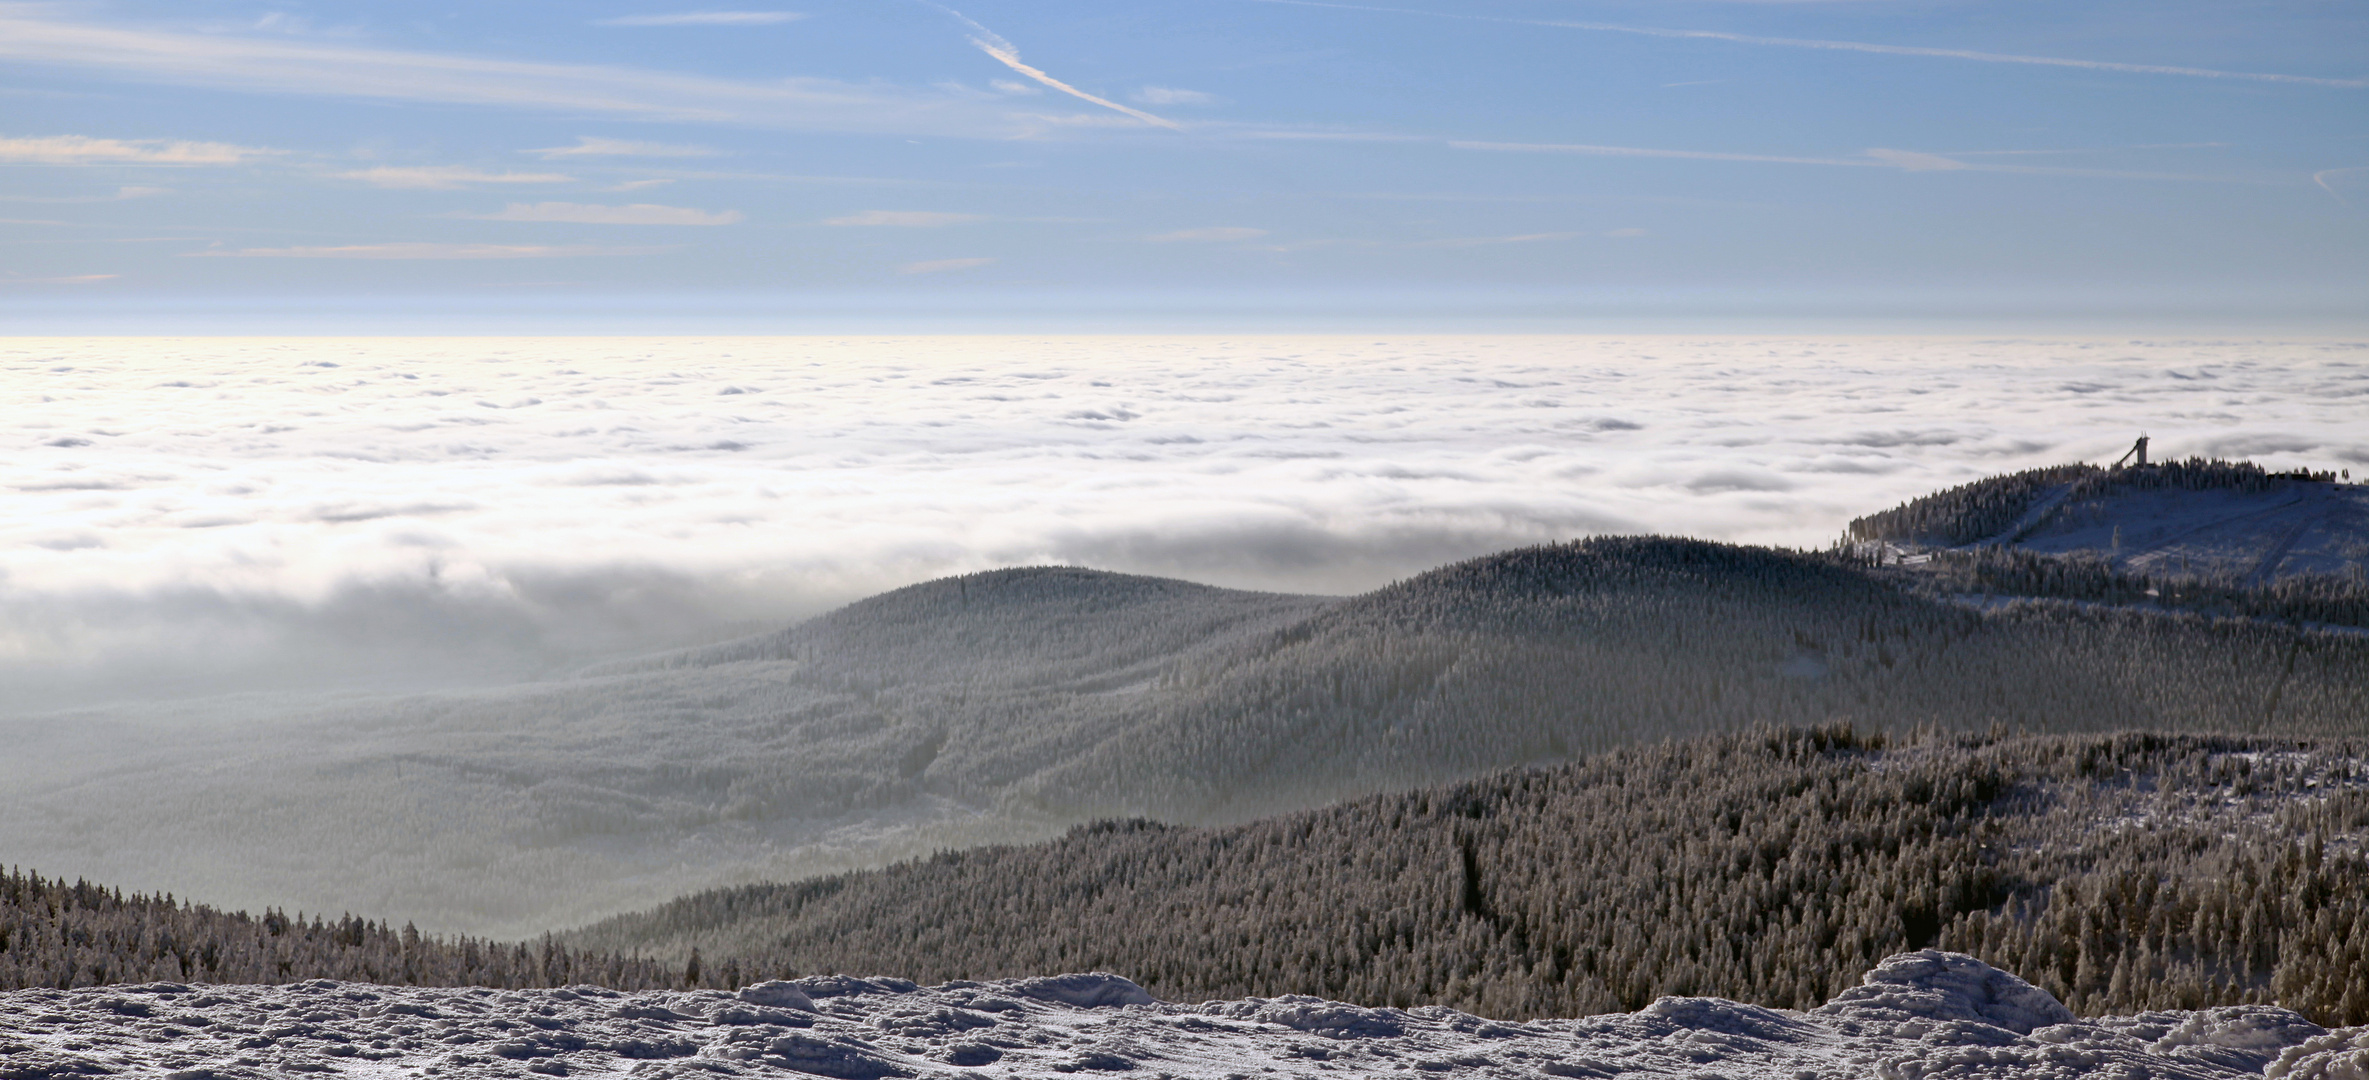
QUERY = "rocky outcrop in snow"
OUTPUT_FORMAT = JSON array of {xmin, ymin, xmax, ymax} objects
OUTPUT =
[{"xmin": 2, "ymin": 952, "xmax": 2360, "ymax": 1080}]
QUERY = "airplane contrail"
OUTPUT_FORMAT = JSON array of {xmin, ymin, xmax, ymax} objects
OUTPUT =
[
  {"xmin": 2314, "ymin": 167, "xmax": 2366, "ymax": 207},
  {"xmin": 928, "ymin": 4, "xmax": 1181, "ymax": 130},
  {"xmin": 1251, "ymin": 0, "xmax": 2368, "ymax": 89}
]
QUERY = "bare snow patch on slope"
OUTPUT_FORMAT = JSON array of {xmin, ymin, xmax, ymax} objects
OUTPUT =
[
  {"xmin": 1, "ymin": 952, "xmax": 2359, "ymax": 1080},
  {"xmin": 2010, "ymin": 482, "xmax": 2369, "ymax": 582}
]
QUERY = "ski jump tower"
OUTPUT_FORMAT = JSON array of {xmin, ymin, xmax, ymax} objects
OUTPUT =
[{"xmin": 2112, "ymin": 435, "xmax": 2150, "ymax": 470}]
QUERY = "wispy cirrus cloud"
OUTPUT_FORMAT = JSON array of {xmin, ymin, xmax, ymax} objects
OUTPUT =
[
  {"xmin": 1253, "ymin": 0, "xmax": 2369, "ymax": 89},
  {"xmin": 186, "ymin": 243, "xmax": 667, "ymax": 259},
  {"xmin": 0, "ymin": 10, "xmax": 1008, "ymax": 137},
  {"xmin": 337, "ymin": 166, "xmax": 575, "ymax": 190},
  {"xmin": 1455, "ymin": 140, "xmax": 1873, "ymax": 168},
  {"xmin": 1940, "ymin": 142, "xmax": 2230, "ymax": 157},
  {"xmin": 2313, "ymin": 166, "xmax": 2368, "ymax": 207},
  {"xmin": 1416, "ymin": 231, "xmax": 1581, "ymax": 248},
  {"xmin": 1135, "ymin": 87, "xmax": 1218, "ymax": 106},
  {"xmin": 1147, "ymin": 226, "xmax": 1267, "ymax": 242},
  {"xmin": 825, "ymin": 210, "xmax": 985, "ymax": 226},
  {"xmin": 0, "ymin": 134, "xmax": 279, "ymax": 166},
  {"xmin": 462, "ymin": 202, "xmax": 742, "ymax": 225},
  {"xmin": 595, "ymin": 11, "xmax": 805, "ymax": 27},
  {"xmin": 1452, "ymin": 140, "xmax": 2259, "ymax": 182},
  {"xmin": 524, "ymin": 136, "xmax": 718, "ymax": 159},
  {"xmin": 898, "ymin": 256, "xmax": 995, "ymax": 273},
  {"xmin": 927, "ymin": 4, "xmax": 1181, "ymax": 130},
  {"xmin": 0, "ymin": 184, "xmax": 169, "ymax": 203},
  {"xmin": 1, "ymin": 272, "xmax": 117, "ymax": 284},
  {"xmin": 1861, "ymin": 148, "xmax": 1968, "ymax": 172}
]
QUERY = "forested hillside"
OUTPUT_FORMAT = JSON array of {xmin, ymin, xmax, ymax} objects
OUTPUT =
[
  {"xmin": 7, "ymin": 532, "xmax": 2367, "ymax": 937},
  {"xmin": 0, "ymin": 869, "xmax": 683, "ymax": 992},
  {"xmin": 1024, "ymin": 537, "xmax": 2369, "ymax": 822},
  {"xmin": 17, "ymin": 727, "xmax": 2368, "ymax": 1032},
  {"xmin": 1847, "ymin": 458, "xmax": 2326, "ymax": 548},
  {"xmin": 1909, "ymin": 546, "xmax": 2369, "ymax": 629},
  {"xmin": 572, "ymin": 727, "xmax": 2369, "ymax": 1026},
  {"xmin": 1844, "ymin": 456, "xmax": 2367, "ymax": 633},
  {"xmin": 1848, "ymin": 463, "xmax": 2103, "ymax": 546},
  {"xmin": 1851, "ymin": 458, "xmax": 2363, "ymax": 577}
]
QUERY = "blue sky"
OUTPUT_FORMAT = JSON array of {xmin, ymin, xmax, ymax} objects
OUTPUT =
[{"xmin": 3, "ymin": 0, "xmax": 2364, "ymax": 331}]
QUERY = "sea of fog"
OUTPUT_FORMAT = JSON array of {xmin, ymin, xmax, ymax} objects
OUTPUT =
[{"xmin": 5, "ymin": 336, "xmax": 2364, "ymax": 712}]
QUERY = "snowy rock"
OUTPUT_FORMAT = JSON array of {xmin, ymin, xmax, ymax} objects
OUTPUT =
[
  {"xmin": 742, "ymin": 981, "xmax": 820, "ymax": 1012},
  {"xmin": 2271, "ymin": 1027, "xmax": 2369, "ymax": 1080},
  {"xmin": 1645, "ymin": 995, "xmax": 1812, "ymax": 1041},
  {"xmin": 1816, "ymin": 949, "xmax": 2078, "ymax": 1034},
  {"xmin": 2149, "ymin": 1006, "xmax": 2329, "ymax": 1072},
  {"xmin": 1234, "ymin": 996, "xmax": 1407, "ymax": 1039},
  {"xmin": 1009, "ymin": 972, "xmax": 1155, "ymax": 1008},
  {"xmin": 757, "ymin": 1033, "xmax": 911, "ymax": 1078},
  {"xmin": 0, "ymin": 955, "xmax": 2352, "ymax": 1079}
]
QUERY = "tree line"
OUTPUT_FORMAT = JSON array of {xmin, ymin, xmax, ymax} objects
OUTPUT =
[
  {"xmin": 1912, "ymin": 546, "xmax": 2369, "ymax": 630},
  {"xmin": 0, "ymin": 870, "xmax": 685, "ymax": 993},
  {"xmin": 1847, "ymin": 456, "xmax": 2334, "ymax": 548},
  {"xmin": 570, "ymin": 726, "xmax": 2369, "ymax": 1027},
  {"xmin": 11, "ymin": 727, "xmax": 2368, "ymax": 1030}
]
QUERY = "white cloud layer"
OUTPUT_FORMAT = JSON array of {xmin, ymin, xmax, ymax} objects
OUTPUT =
[{"xmin": 1, "ymin": 337, "xmax": 2362, "ymax": 711}]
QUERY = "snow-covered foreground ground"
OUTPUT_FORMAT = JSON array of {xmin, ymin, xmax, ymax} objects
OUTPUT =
[{"xmin": 5, "ymin": 952, "xmax": 2363, "ymax": 1080}]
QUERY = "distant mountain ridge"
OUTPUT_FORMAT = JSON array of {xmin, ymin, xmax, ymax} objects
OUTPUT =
[
  {"xmin": 591, "ymin": 567, "xmax": 1331, "ymax": 690},
  {"xmin": 4, "ymin": 464, "xmax": 2366, "ymax": 939}
]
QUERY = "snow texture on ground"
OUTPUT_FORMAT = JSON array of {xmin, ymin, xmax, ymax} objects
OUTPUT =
[{"xmin": 4, "ymin": 952, "xmax": 2363, "ymax": 1080}]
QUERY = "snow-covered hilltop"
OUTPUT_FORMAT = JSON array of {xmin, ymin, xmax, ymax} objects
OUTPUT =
[
  {"xmin": 1849, "ymin": 458, "xmax": 2368, "ymax": 584},
  {"xmin": 4, "ymin": 952, "xmax": 2364, "ymax": 1080}
]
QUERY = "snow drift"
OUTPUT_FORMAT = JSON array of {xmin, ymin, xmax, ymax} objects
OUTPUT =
[{"xmin": 3, "ymin": 951, "xmax": 2363, "ymax": 1080}]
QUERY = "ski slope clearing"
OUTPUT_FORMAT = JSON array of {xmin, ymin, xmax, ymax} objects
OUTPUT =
[
  {"xmin": 2008, "ymin": 481, "xmax": 2367, "ymax": 583},
  {"xmin": 3, "ymin": 953, "xmax": 2362, "ymax": 1080},
  {"xmin": 1851, "ymin": 460, "xmax": 2367, "ymax": 586}
]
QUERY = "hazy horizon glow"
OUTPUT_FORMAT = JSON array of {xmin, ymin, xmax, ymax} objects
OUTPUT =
[{"xmin": 6, "ymin": 335, "xmax": 2363, "ymax": 713}]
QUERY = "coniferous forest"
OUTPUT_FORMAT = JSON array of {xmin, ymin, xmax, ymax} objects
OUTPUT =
[
  {"xmin": 5, "ymin": 460, "xmax": 2365, "ymax": 1033},
  {"xmin": 10, "ymin": 728, "xmax": 2369, "ymax": 1028}
]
